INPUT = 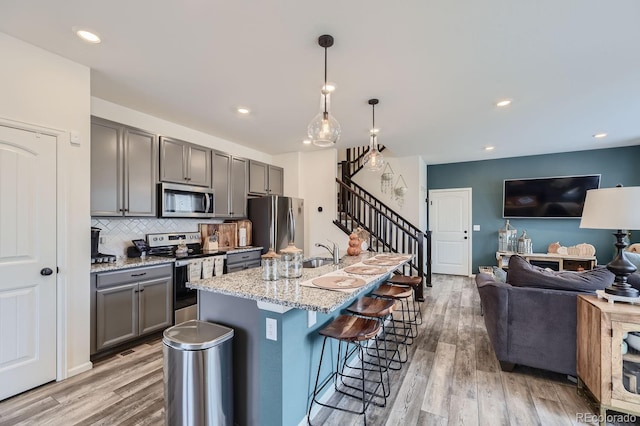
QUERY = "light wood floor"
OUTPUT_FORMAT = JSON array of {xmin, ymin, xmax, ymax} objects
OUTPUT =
[{"xmin": 0, "ymin": 275, "xmax": 617, "ymax": 425}]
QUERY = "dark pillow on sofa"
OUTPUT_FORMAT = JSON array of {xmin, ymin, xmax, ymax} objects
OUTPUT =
[{"xmin": 507, "ymin": 255, "xmax": 614, "ymax": 293}]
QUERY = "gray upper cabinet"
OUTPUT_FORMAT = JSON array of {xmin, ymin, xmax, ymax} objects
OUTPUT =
[
  {"xmin": 160, "ymin": 136, "xmax": 211, "ymax": 187},
  {"xmin": 268, "ymin": 165, "xmax": 284, "ymax": 196},
  {"xmin": 91, "ymin": 117, "xmax": 157, "ymax": 217},
  {"xmin": 248, "ymin": 160, "xmax": 284, "ymax": 196},
  {"xmin": 213, "ymin": 151, "xmax": 247, "ymax": 218}
]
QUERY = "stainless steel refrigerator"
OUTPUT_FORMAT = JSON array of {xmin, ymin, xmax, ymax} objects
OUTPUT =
[{"xmin": 248, "ymin": 196, "xmax": 304, "ymax": 254}]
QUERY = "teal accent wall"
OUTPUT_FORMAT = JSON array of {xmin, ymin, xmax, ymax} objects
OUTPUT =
[{"xmin": 427, "ymin": 145, "xmax": 640, "ymax": 272}]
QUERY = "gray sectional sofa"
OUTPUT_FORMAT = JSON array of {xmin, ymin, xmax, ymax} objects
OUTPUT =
[{"xmin": 476, "ymin": 255, "xmax": 640, "ymax": 376}]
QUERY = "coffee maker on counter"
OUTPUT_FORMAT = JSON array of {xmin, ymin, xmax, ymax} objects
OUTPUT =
[{"xmin": 91, "ymin": 227, "xmax": 116, "ymax": 264}]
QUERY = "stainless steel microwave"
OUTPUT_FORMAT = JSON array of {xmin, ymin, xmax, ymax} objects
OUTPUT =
[{"xmin": 159, "ymin": 183, "xmax": 214, "ymax": 218}]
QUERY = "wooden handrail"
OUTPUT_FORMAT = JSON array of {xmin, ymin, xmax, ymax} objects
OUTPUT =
[{"xmin": 334, "ymin": 178, "xmax": 431, "ymax": 300}]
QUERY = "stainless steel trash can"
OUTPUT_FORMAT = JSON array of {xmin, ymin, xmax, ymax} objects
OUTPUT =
[{"xmin": 163, "ymin": 320, "xmax": 234, "ymax": 426}]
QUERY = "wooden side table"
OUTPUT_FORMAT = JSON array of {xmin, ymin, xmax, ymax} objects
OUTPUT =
[
  {"xmin": 496, "ymin": 251, "xmax": 597, "ymax": 271},
  {"xmin": 577, "ymin": 295, "xmax": 640, "ymax": 425}
]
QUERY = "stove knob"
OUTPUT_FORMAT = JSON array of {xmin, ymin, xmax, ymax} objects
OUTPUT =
[{"xmin": 153, "ymin": 237, "xmax": 157, "ymax": 241}]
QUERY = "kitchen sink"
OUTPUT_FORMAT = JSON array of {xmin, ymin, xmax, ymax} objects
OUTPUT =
[{"xmin": 302, "ymin": 257, "xmax": 334, "ymax": 268}]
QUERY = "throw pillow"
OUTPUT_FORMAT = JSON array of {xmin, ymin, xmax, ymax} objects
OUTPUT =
[
  {"xmin": 507, "ymin": 254, "xmax": 614, "ymax": 293},
  {"xmin": 625, "ymin": 251, "xmax": 640, "ymax": 270},
  {"xmin": 492, "ymin": 266, "xmax": 507, "ymax": 283}
]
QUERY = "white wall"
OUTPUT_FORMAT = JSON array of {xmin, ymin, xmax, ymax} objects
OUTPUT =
[
  {"xmin": 298, "ymin": 149, "xmax": 348, "ymax": 256},
  {"xmin": 0, "ymin": 33, "xmax": 92, "ymax": 377},
  {"xmin": 352, "ymin": 155, "xmax": 426, "ymax": 231},
  {"xmin": 272, "ymin": 152, "xmax": 301, "ymax": 198},
  {"xmin": 92, "ymin": 98, "xmax": 274, "ymax": 163}
]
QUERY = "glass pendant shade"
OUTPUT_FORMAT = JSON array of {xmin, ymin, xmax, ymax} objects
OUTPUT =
[
  {"xmin": 308, "ymin": 34, "xmax": 341, "ymax": 147},
  {"xmin": 363, "ymin": 98, "xmax": 385, "ymax": 172},
  {"xmin": 308, "ymin": 92, "xmax": 341, "ymax": 147},
  {"xmin": 364, "ymin": 134, "xmax": 385, "ymax": 171}
]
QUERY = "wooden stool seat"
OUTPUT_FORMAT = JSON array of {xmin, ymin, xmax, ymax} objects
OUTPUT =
[
  {"xmin": 387, "ymin": 274, "xmax": 422, "ymax": 287},
  {"xmin": 347, "ymin": 296, "xmax": 395, "ymax": 318},
  {"xmin": 373, "ymin": 284, "xmax": 412, "ymax": 299},
  {"xmin": 319, "ymin": 314, "xmax": 381, "ymax": 342}
]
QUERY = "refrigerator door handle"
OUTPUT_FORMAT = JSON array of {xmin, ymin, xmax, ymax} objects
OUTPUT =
[{"xmin": 288, "ymin": 206, "xmax": 295, "ymax": 244}]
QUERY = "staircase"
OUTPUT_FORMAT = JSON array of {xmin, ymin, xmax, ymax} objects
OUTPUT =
[{"xmin": 335, "ymin": 147, "xmax": 432, "ymax": 301}]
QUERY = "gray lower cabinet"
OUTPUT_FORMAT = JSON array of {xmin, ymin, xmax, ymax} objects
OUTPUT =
[
  {"xmin": 248, "ymin": 160, "xmax": 284, "ymax": 196},
  {"xmin": 92, "ymin": 264, "xmax": 173, "ymax": 355},
  {"xmin": 91, "ymin": 117, "xmax": 157, "ymax": 216},
  {"xmin": 160, "ymin": 136, "xmax": 211, "ymax": 187},
  {"xmin": 213, "ymin": 151, "xmax": 248, "ymax": 218},
  {"xmin": 225, "ymin": 250, "xmax": 261, "ymax": 273}
]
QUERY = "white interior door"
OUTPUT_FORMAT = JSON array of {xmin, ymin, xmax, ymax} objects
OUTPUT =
[
  {"xmin": 0, "ymin": 124, "xmax": 57, "ymax": 401},
  {"xmin": 428, "ymin": 188, "xmax": 472, "ymax": 276}
]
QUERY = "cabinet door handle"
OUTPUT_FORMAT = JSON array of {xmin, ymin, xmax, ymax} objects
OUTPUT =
[{"xmin": 131, "ymin": 272, "xmax": 147, "ymax": 277}]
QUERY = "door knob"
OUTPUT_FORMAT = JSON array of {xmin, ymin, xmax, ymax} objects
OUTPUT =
[
  {"xmin": 40, "ymin": 267, "xmax": 53, "ymax": 276},
  {"xmin": 464, "ymin": 236, "xmax": 468, "ymax": 240}
]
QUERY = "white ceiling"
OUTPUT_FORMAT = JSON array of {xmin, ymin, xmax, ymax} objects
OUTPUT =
[{"xmin": 1, "ymin": 1, "xmax": 639, "ymax": 164}]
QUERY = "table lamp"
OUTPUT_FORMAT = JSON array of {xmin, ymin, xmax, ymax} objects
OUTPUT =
[{"xmin": 579, "ymin": 185, "xmax": 640, "ymax": 298}]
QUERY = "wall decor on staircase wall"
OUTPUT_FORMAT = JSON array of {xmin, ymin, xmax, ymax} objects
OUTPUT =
[
  {"xmin": 381, "ymin": 163, "xmax": 394, "ymax": 194},
  {"xmin": 393, "ymin": 174, "xmax": 408, "ymax": 208}
]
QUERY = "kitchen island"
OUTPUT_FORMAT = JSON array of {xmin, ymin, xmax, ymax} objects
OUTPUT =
[{"xmin": 189, "ymin": 252, "xmax": 413, "ymax": 426}]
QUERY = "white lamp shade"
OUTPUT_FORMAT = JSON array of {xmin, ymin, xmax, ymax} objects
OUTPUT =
[{"xmin": 579, "ymin": 186, "xmax": 640, "ymax": 230}]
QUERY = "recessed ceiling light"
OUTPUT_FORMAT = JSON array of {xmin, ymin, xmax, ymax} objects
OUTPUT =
[
  {"xmin": 237, "ymin": 107, "xmax": 250, "ymax": 114},
  {"xmin": 73, "ymin": 27, "xmax": 101, "ymax": 44},
  {"xmin": 593, "ymin": 133, "xmax": 607, "ymax": 139},
  {"xmin": 485, "ymin": 146, "xmax": 495, "ymax": 151},
  {"xmin": 496, "ymin": 99, "xmax": 512, "ymax": 107},
  {"xmin": 302, "ymin": 139, "xmax": 311, "ymax": 145}
]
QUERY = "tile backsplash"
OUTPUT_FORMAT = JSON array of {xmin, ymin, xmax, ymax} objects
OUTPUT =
[{"xmin": 91, "ymin": 217, "xmax": 223, "ymax": 257}]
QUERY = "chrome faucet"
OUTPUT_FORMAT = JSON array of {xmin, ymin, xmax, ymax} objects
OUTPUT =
[{"xmin": 316, "ymin": 241, "xmax": 340, "ymax": 265}]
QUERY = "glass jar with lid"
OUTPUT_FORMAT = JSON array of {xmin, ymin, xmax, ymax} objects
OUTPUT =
[
  {"xmin": 517, "ymin": 230, "xmax": 533, "ymax": 254},
  {"xmin": 261, "ymin": 248, "xmax": 280, "ymax": 281},
  {"xmin": 279, "ymin": 243, "xmax": 303, "ymax": 278}
]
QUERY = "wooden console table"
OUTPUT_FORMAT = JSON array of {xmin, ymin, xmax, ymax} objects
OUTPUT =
[
  {"xmin": 577, "ymin": 295, "xmax": 640, "ymax": 425},
  {"xmin": 496, "ymin": 251, "xmax": 597, "ymax": 271}
]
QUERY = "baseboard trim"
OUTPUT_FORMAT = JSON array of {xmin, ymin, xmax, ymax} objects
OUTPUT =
[{"xmin": 65, "ymin": 361, "xmax": 93, "ymax": 379}]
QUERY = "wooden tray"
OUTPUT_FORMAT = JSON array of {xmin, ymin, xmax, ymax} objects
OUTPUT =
[
  {"xmin": 199, "ymin": 223, "xmax": 238, "ymax": 249},
  {"xmin": 363, "ymin": 258, "xmax": 401, "ymax": 267},
  {"xmin": 311, "ymin": 276, "xmax": 366, "ymax": 290},
  {"xmin": 343, "ymin": 266, "xmax": 388, "ymax": 275}
]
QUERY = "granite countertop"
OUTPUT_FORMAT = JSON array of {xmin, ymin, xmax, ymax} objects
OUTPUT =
[
  {"xmin": 90, "ymin": 256, "xmax": 174, "ymax": 273},
  {"xmin": 188, "ymin": 252, "xmax": 413, "ymax": 313},
  {"xmin": 90, "ymin": 246, "xmax": 264, "ymax": 273}
]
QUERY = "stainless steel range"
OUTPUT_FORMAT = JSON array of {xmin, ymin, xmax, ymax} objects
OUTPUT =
[{"xmin": 147, "ymin": 232, "xmax": 226, "ymax": 323}]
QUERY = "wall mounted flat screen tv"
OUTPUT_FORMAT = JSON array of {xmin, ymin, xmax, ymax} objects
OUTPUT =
[{"xmin": 503, "ymin": 175, "xmax": 601, "ymax": 218}]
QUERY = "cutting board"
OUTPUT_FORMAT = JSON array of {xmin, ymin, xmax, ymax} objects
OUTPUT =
[{"xmin": 199, "ymin": 223, "xmax": 237, "ymax": 249}]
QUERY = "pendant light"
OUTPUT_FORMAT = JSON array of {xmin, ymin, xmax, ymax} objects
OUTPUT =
[
  {"xmin": 308, "ymin": 35, "xmax": 341, "ymax": 147},
  {"xmin": 363, "ymin": 98, "xmax": 385, "ymax": 172}
]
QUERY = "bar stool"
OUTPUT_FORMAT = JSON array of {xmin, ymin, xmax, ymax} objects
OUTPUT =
[
  {"xmin": 346, "ymin": 296, "xmax": 406, "ymax": 371},
  {"xmin": 371, "ymin": 283, "xmax": 417, "ymax": 344},
  {"xmin": 387, "ymin": 274, "xmax": 424, "ymax": 325},
  {"xmin": 308, "ymin": 314, "xmax": 387, "ymax": 426}
]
